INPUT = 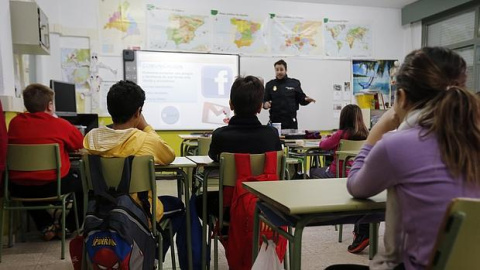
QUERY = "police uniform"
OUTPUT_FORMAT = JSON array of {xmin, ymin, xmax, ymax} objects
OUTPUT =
[{"xmin": 264, "ymin": 76, "xmax": 310, "ymax": 129}]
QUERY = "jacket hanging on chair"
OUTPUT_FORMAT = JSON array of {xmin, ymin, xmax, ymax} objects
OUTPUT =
[{"xmin": 225, "ymin": 151, "xmax": 287, "ymax": 270}]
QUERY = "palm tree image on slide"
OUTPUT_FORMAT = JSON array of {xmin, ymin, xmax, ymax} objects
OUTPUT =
[{"xmin": 352, "ymin": 60, "xmax": 395, "ymax": 95}]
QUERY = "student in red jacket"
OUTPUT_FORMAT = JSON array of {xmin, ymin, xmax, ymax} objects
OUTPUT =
[{"xmin": 8, "ymin": 83, "xmax": 84, "ymax": 241}]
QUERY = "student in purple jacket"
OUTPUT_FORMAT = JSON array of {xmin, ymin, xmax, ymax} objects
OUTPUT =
[{"xmin": 327, "ymin": 47, "xmax": 480, "ymax": 270}]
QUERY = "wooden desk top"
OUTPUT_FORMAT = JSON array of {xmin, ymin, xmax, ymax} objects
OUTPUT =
[
  {"xmin": 186, "ymin": 155, "xmax": 218, "ymax": 166},
  {"xmin": 243, "ymin": 178, "xmax": 386, "ymax": 215},
  {"xmin": 155, "ymin": 157, "xmax": 197, "ymax": 168}
]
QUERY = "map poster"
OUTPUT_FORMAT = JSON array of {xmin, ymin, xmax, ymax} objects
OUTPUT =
[
  {"xmin": 61, "ymin": 48, "xmax": 91, "ymax": 90},
  {"xmin": 98, "ymin": 0, "xmax": 145, "ymax": 56},
  {"xmin": 146, "ymin": 5, "xmax": 211, "ymax": 52},
  {"xmin": 352, "ymin": 60, "xmax": 396, "ymax": 102},
  {"xmin": 211, "ymin": 10, "xmax": 269, "ymax": 54},
  {"xmin": 269, "ymin": 14, "xmax": 324, "ymax": 56},
  {"xmin": 324, "ymin": 19, "xmax": 373, "ymax": 58}
]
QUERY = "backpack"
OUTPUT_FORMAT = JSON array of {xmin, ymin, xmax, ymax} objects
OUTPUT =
[
  {"xmin": 224, "ymin": 151, "xmax": 287, "ymax": 270},
  {"xmin": 83, "ymin": 155, "xmax": 156, "ymax": 270}
]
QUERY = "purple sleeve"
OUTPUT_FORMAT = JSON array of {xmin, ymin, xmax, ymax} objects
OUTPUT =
[
  {"xmin": 347, "ymin": 140, "xmax": 397, "ymax": 198},
  {"xmin": 319, "ymin": 130, "xmax": 342, "ymax": 150}
]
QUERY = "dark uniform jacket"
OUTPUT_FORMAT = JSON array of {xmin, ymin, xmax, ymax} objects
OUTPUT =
[
  {"xmin": 208, "ymin": 115, "xmax": 282, "ymax": 162},
  {"xmin": 264, "ymin": 76, "xmax": 309, "ymax": 129}
]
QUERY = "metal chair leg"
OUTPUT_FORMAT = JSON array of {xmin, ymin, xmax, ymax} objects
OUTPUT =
[
  {"xmin": 8, "ymin": 209, "xmax": 13, "ymax": 248},
  {"xmin": 169, "ymin": 221, "xmax": 176, "ymax": 269},
  {"xmin": 338, "ymin": 225, "xmax": 343, "ymax": 243}
]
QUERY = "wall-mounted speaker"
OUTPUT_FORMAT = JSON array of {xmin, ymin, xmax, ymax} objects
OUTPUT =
[{"xmin": 123, "ymin": 49, "xmax": 135, "ymax": 61}]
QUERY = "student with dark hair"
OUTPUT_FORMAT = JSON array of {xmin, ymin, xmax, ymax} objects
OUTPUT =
[
  {"xmin": 327, "ymin": 47, "xmax": 480, "ymax": 270},
  {"xmin": 263, "ymin": 59, "xmax": 316, "ymax": 129},
  {"xmin": 83, "ymin": 80, "xmax": 184, "ymax": 261},
  {"xmin": 208, "ymin": 75, "xmax": 282, "ymax": 161},
  {"xmin": 310, "ymin": 104, "xmax": 368, "ymax": 179},
  {"xmin": 8, "ymin": 83, "xmax": 84, "ymax": 241},
  {"xmin": 198, "ymin": 75, "xmax": 282, "ymax": 220},
  {"xmin": 309, "ymin": 104, "xmax": 370, "ymax": 253}
]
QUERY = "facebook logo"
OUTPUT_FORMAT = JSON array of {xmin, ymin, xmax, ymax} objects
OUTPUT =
[{"xmin": 201, "ymin": 66, "xmax": 233, "ymax": 98}]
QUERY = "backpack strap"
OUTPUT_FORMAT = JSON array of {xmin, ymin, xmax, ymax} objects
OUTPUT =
[
  {"xmin": 88, "ymin": 155, "xmax": 109, "ymax": 196},
  {"xmin": 88, "ymin": 155, "xmax": 134, "ymax": 197},
  {"xmin": 116, "ymin": 156, "xmax": 134, "ymax": 194}
]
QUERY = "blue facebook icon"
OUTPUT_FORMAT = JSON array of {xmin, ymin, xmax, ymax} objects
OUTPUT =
[{"xmin": 201, "ymin": 66, "xmax": 233, "ymax": 98}]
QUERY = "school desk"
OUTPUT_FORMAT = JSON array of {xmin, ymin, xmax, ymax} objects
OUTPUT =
[
  {"xmin": 156, "ymin": 157, "xmax": 197, "ymax": 270},
  {"xmin": 244, "ymin": 178, "xmax": 386, "ymax": 270},
  {"xmin": 186, "ymin": 155, "xmax": 219, "ymax": 269}
]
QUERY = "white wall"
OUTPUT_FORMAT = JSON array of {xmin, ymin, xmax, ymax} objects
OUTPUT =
[
  {"xmin": 2, "ymin": 0, "xmax": 423, "ymax": 117},
  {"xmin": 0, "ymin": 0, "xmax": 18, "ymax": 110}
]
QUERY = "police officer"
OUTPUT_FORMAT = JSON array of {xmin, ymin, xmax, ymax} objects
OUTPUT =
[{"xmin": 263, "ymin": 59, "xmax": 316, "ymax": 129}]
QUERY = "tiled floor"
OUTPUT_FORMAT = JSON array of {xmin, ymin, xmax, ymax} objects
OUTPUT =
[
  {"xmin": 0, "ymin": 181, "xmax": 385, "ymax": 269},
  {"xmin": 0, "ymin": 223, "xmax": 385, "ymax": 269}
]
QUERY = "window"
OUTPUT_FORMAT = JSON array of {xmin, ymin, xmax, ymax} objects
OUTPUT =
[{"xmin": 424, "ymin": 7, "xmax": 479, "ymax": 92}]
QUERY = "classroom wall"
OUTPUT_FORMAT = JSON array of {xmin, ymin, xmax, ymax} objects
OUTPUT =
[
  {"xmin": 0, "ymin": 0, "xmax": 16, "ymax": 106},
  {"xmin": 1, "ymin": 0, "xmax": 423, "ymax": 129}
]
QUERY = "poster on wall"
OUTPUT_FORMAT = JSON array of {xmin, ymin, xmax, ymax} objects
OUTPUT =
[
  {"xmin": 211, "ymin": 10, "xmax": 269, "ymax": 54},
  {"xmin": 98, "ymin": 0, "xmax": 145, "ymax": 56},
  {"xmin": 269, "ymin": 14, "xmax": 324, "ymax": 56},
  {"xmin": 352, "ymin": 60, "xmax": 396, "ymax": 107},
  {"xmin": 146, "ymin": 5, "xmax": 211, "ymax": 52},
  {"xmin": 324, "ymin": 19, "xmax": 373, "ymax": 58}
]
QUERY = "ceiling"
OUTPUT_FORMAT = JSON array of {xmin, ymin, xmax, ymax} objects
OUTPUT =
[{"xmin": 271, "ymin": 0, "xmax": 419, "ymax": 9}]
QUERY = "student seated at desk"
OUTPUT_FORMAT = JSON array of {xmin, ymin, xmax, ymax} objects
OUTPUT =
[
  {"xmin": 310, "ymin": 104, "xmax": 368, "ymax": 179},
  {"xmin": 83, "ymin": 80, "xmax": 186, "ymax": 261},
  {"xmin": 309, "ymin": 104, "xmax": 370, "ymax": 254},
  {"xmin": 8, "ymin": 83, "xmax": 84, "ymax": 241},
  {"xmin": 197, "ymin": 75, "xmax": 282, "ymax": 219},
  {"xmin": 328, "ymin": 47, "xmax": 480, "ymax": 270}
]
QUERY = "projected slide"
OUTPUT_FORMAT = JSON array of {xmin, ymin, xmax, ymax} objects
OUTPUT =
[{"xmin": 135, "ymin": 51, "xmax": 239, "ymax": 130}]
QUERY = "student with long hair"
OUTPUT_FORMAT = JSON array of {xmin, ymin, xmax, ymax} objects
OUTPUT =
[
  {"xmin": 310, "ymin": 104, "xmax": 370, "ymax": 253},
  {"xmin": 328, "ymin": 47, "xmax": 480, "ymax": 270},
  {"xmin": 310, "ymin": 104, "xmax": 368, "ymax": 179}
]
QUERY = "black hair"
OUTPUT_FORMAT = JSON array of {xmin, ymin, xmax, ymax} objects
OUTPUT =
[
  {"xmin": 107, "ymin": 80, "xmax": 145, "ymax": 124},
  {"xmin": 230, "ymin": 76, "xmax": 264, "ymax": 116},
  {"xmin": 274, "ymin": 59, "xmax": 287, "ymax": 70}
]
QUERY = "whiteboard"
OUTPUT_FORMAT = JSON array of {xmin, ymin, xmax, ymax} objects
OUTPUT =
[
  {"xmin": 240, "ymin": 56, "xmax": 352, "ymax": 130},
  {"xmin": 128, "ymin": 51, "xmax": 240, "ymax": 130}
]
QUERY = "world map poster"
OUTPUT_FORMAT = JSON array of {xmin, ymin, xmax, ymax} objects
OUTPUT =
[
  {"xmin": 270, "ymin": 15, "xmax": 324, "ymax": 56},
  {"xmin": 98, "ymin": 0, "xmax": 145, "ymax": 55},
  {"xmin": 324, "ymin": 20, "xmax": 372, "ymax": 58},
  {"xmin": 146, "ymin": 5, "xmax": 211, "ymax": 52}
]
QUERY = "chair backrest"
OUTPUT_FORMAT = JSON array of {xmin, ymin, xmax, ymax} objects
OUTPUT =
[
  {"xmin": 217, "ymin": 151, "xmax": 285, "ymax": 234},
  {"xmin": 338, "ymin": 139, "xmax": 366, "ymax": 151},
  {"xmin": 428, "ymin": 198, "xmax": 480, "ymax": 270},
  {"xmin": 219, "ymin": 151, "xmax": 285, "ymax": 188},
  {"xmin": 81, "ymin": 155, "xmax": 155, "ymax": 194},
  {"xmin": 5, "ymin": 144, "xmax": 61, "ymax": 198},
  {"xmin": 197, "ymin": 137, "xmax": 212, "ymax": 156}
]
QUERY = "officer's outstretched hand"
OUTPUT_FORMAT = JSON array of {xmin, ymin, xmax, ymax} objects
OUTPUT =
[
  {"xmin": 305, "ymin": 97, "xmax": 316, "ymax": 104},
  {"xmin": 263, "ymin": 101, "xmax": 272, "ymax": 109}
]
